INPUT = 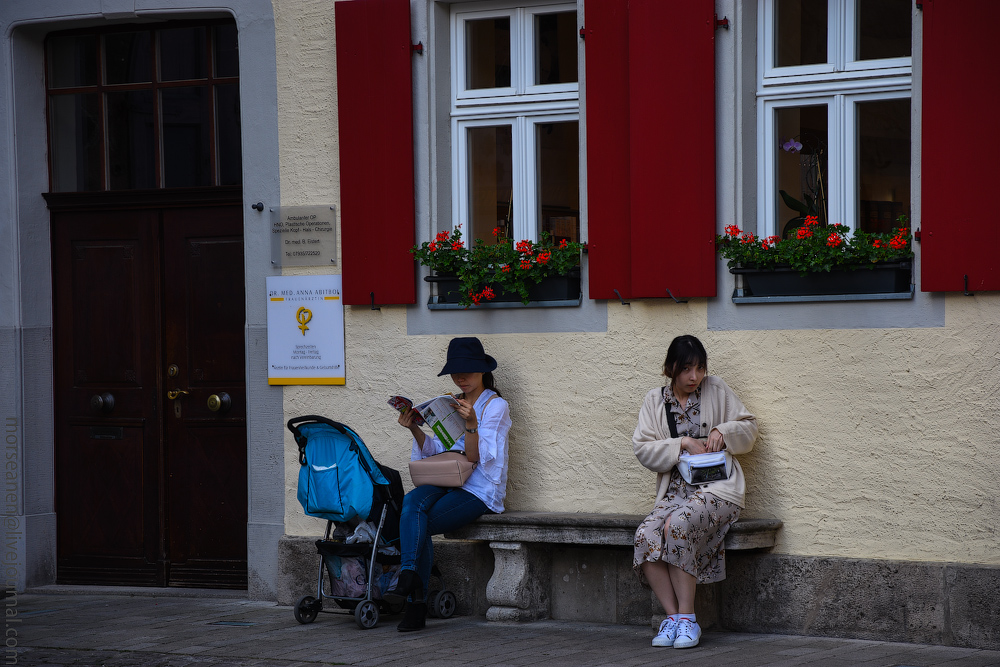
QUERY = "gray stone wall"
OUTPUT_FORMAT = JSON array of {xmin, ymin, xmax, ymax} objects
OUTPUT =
[{"xmin": 278, "ymin": 536, "xmax": 999, "ymax": 650}]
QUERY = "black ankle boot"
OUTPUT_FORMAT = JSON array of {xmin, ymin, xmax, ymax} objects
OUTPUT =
[
  {"xmin": 384, "ymin": 569, "xmax": 423, "ymax": 604},
  {"xmin": 397, "ymin": 601, "xmax": 427, "ymax": 632}
]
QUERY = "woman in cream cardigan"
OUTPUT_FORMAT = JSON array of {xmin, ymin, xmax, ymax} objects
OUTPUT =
[{"xmin": 632, "ymin": 335, "xmax": 757, "ymax": 649}]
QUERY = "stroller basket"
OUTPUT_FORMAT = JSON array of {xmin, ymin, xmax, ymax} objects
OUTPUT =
[{"xmin": 288, "ymin": 416, "xmax": 404, "ymax": 629}]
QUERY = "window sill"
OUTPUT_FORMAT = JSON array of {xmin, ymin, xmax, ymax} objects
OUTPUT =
[{"xmin": 732, "ymin": 286, "xmax": 913, "ymax": 304}]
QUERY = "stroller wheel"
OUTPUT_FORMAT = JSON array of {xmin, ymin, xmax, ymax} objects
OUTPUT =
[
  {"xmin": 354, "ymin": 600, "xmax": 379, "ymax": 629},
  {"xmin": 425, "ymin": 590, "xmax": 440, "ymax": 618},
  {"xmin": 431, "ymin": 590, "xmax": 457, "ymax": 619},
  {"xmin": 293, "ymin": 595, "xmax": 320, "ymax": 624}
]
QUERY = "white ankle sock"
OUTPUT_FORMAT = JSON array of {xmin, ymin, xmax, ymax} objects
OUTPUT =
[{"xmin": 678, "ymin": 613, "xmax": 696, "ymax": 623}]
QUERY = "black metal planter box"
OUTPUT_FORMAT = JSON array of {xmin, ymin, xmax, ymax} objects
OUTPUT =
[
  {"xmin": 425, "ymin": 271, "xmax": 581, "ymax": 308},
  {"xmin": 729, "ymin": 261, "xmax": 913, "ymax": 303}
]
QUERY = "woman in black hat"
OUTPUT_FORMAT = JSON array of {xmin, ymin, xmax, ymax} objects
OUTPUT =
[{"xmin": 386, "ymin": 337, "xmax": 511, "ymax": 631}]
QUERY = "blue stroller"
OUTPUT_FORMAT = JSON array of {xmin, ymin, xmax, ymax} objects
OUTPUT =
[{"xmin": 288, "ymin": 416, "xmax": 406, "ymax": 629}]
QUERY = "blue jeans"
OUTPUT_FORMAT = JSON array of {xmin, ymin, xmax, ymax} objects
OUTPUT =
[{"xmin": 398, "ymin": 485, "xmax": 488, "ymax": 599}]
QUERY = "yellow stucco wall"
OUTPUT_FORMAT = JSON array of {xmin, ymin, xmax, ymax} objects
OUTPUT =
[
  {"xmin": 273, "ymin": 0, "xmax": 1000, "ymax": 566},
  {"xmin": 277, "ymin": 300, "xmax": 1000, "ymax": 566}
]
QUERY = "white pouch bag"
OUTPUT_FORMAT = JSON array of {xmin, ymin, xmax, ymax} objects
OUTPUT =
[{"xmin": 676, "ymin": 451, "xmax": 733, "ymax": 485}]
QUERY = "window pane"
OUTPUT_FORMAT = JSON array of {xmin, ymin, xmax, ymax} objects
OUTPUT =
[
  {"xmin": 858, "ymin": 0, "xmax": 911, "ymax": 61},
  {"xmin": 214, "ymin": 24, "xmax": 240, "ymax": 78},
  {"xmin": 216, "ymin": 84, "xmax": 242, "ymax": 186},
  {"xmin": 858, "ymin": 99, "xmax": 910, "ymax": 233},
  {"xmin": 467, "ymin": 125, "xmax": 513, "ymax": 244},
  {"xmin": 775, "ymin": 105, "xmax": 828, "ymax": 236},
  {"xmin": 534, "ymin": 12, "xmax": 577, "ymax": 85},
  {"xmin": 159, "ymin": 27, "xmax": 207, "ymax": 81},
  {"xmin": 537, "ymin": 121, "xmax": 579, "ymax": 242},
  {"xmin": 47, "ymin": 34, "xmax": 98, "ymax": 88},
  {"xmin": 161, "ymin": 87, "xmax": 212, "ymax": 187},
  {"xmin": 775, "ymin": 0, "xmax": 827, "ymax": 67},
  {"xmin": 104, "ymin": 32, "xmax": 152, "ymax": 85},
  {"xmin": 107, "ymin": 91, "xmax": 156, "ymax": 190},
  {"xmin": 466, "ymin": 18, "xmax": 511, "ymax": 89},
  {"xmin": 49, "ymin": 93, "xmax": 101, "ymax": 192}
]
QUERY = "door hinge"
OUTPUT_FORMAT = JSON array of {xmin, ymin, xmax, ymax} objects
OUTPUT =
[
  {"xmin": 914, "ymin": 228, "xmax": 921, "ymax": 242},
  {"xmin": 579, "ymin": 26, "xmax": 589, "ymax": 39},
  {"xmin": 411, "ymin": 42, "xmax": 424, "ymax": 55},
  {"xmin": 715, "ymin": 14, "xmax": 730, "ymax": 30}
]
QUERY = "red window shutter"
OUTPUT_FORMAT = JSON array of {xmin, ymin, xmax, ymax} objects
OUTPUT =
[
  {"xmin": 335, "ymin": 0, "xmax": 416, "ymax": 305},
  {"xmin": 584, "ymin": 0, "xmax": 632, "ymax": 300},
  {"xmin": 586, "ymin": 0, "xmax": 717, "ymax": 300},
  {"xmin": 921, "ymin": 0, "xmax": 1000, "ymax": 292}
]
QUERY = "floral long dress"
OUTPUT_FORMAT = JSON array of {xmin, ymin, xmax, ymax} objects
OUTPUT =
[{"xmin": 632, "ymin": 386, "xmax": 742, "ymax": 585}]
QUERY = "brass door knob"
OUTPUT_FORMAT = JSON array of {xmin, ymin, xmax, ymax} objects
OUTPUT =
[
  {"xmin": 90, "ymin": 392, "xmax": 115, "ymax": 415},
  {"xmin": 207, "ymin": 392, "xmax": 232, "ymax": 413}
]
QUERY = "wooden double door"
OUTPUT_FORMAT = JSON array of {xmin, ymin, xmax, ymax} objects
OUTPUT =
[{"xmin": 50, "ymin": 190, "xmax": 248, "ymax": 588}]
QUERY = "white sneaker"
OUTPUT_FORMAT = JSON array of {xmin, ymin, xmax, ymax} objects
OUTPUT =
[
  {"xmin": 651, "ymin": 617, "xmax": 678, "ymax": 647},
  {"xmin": 673, "ymin": 618, "xmax": 701, "ymax": 649}
]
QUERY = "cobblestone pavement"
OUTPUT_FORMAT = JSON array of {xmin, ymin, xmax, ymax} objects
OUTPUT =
[{"xmin": 10, "ymin": 590, "xmax": 1000, "ymax": 667}]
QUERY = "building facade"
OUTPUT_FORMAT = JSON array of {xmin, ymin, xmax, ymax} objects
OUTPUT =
[{"xmin": 1, "ymin": 0, "xmax": 997, "ymax": 648}]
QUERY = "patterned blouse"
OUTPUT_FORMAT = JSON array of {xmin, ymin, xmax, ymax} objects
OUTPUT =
[{"xmin": 662, "ymin": 384, "xmax": 706, "ymax": 439}]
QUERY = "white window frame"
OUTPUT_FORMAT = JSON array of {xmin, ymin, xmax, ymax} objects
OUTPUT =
[
  {"xmin": 760, "ymin": 0, "xmax": 912, "ymax": 86},
  {"xmin": 757, "ymin": 0, "xmax": 912, "ymax": 237},
  {"xmin": 453, "ymin": 111, "xmax": 578, "ymax": 242},
  {"xmin": 451, "ymin": 0, "xmax": 579, "ymax": 243}
]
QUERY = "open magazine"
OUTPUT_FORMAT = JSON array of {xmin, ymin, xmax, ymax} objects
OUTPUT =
[{"xmin": 387, "ymin": 394, "xmax": 465, "ymax": 450}]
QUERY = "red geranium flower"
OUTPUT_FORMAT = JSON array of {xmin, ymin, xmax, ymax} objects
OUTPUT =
[
  {"xmin": 797, "ymin": 226, "xmax": 813, "ymax": 239},
  {"xmin": 826, "ymin": 232, "xmax": 843, "ymax": 248},
  {"xmin": 725, "ymin": 224, "xmax": 741, "ymax": 237}
]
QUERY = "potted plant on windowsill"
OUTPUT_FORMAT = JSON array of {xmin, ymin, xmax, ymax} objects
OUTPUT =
[
  {"xmin": 412, "ymin": 226, "xmax": 584, "ymax": 308},
  {"xmin": 716, "ymin": 216, "xmax": 914, "ymax": 299}
]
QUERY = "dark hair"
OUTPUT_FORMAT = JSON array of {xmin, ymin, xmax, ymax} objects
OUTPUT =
[
  {"xmin": 662, "ymin": 335, "xmax": 708, "ymax": 379},
  {"xmin": 456, "ymin": 372, "xmax": 502, "ymax": 400},
  {"xmin": 483, "ymin": 371, "xmax": 502, "ymax": 397}
]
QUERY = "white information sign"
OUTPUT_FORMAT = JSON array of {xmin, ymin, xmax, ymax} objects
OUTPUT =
[{"xmin": 266, "ymin": 275, "xmax": 345, "ymax": 385}]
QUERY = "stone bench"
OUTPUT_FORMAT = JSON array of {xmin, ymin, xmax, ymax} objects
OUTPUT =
[{"xmin": 445, "ymin": 512, "xmax": 781, "ymax": 622}]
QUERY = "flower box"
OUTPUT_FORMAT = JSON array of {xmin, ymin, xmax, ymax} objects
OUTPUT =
[
  {"xmin": 426, "ymin": 271, "xmax": 581, "ymax": 307},
  {"xmin": 730, "ymin": 261, "xmax": 912, "ymax": 301}
]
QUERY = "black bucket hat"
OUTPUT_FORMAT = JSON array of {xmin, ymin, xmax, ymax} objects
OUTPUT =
[{"xmin": 438, "ymin": 337, "xmax": 498, "ymax": 376}]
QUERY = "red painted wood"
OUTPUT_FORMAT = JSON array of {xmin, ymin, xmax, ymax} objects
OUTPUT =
[
  {"xmin": 628, "ymin": 0, "xmax": 716, "ymax": 298},
  {"xmin": 335, "ymin": 0, "xmax": 417, "ymax": 305},
  {"xmin": 584, "ymin": 0, "xmax": 632, "ymax": 300},
  {"xmin": 585, "ymin": 0, "xmax": 717, "ymax": 300},
  {"xmin": 921, "ymin": 0, "xmax": 999, "ymax": 292}
]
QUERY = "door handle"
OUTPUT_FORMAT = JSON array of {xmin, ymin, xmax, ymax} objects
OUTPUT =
[
  {"xmin": 90, "ymin": 392, "xmax": 115, "ymax": 415},
  {"xmin": 167, "ymin": 389, "xmax": 190, "ymax": 400},
  {"xmin": 207, "ymin": 392, "xmax": 232, "ymax": 413}
]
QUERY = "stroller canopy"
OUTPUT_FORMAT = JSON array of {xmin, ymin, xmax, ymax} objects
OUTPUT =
[{"xmin": 289, "ymin": 416, "xmax": 397, "ymax": 524}]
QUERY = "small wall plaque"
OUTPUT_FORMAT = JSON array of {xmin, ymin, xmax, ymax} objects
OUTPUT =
[{"xmin": 270, "ymin": 205, "xmax": 337, "ymax": 267}]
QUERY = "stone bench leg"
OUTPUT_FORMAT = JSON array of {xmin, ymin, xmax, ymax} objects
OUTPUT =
[{"xmin": 485, "ymin": 541, "xmax": 551, "ymax": 621}]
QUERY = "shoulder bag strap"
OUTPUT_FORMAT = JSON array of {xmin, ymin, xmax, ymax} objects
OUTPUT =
[{"xmin": 662, "ymin": 387, "xmax": 679, "ymax": 439}]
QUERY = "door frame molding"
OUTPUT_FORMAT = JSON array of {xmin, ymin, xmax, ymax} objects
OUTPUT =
[{"xmin": 0, "ymin": 0, "xmax": 283, "ymax": 599}]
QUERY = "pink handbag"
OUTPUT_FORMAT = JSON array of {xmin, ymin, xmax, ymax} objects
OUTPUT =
[{"xmin": 408, "ymin": 451, "xmax": 475, "ymax": 487}]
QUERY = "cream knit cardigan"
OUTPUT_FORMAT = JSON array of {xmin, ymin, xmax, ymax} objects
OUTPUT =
[{"xmin": 633, "ymin": 376, "xmax": 758, "ymax": 508}]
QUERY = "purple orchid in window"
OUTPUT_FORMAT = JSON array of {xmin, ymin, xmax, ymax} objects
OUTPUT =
[{"xmin": 781, "ymin": 137, "xmax": 803, "ymax": 153}]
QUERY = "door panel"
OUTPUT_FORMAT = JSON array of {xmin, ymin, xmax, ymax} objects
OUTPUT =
[
  {"xmin": 52, "ymin": 194, "xmax": 246, "ymax": 588},
  {"xmin": 162, "ymin": 208, "xmax": 247, "ymax": 587},
  {"xmin": 53, "ymin": 211, "xmax": 161, "ymax": 585}
]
